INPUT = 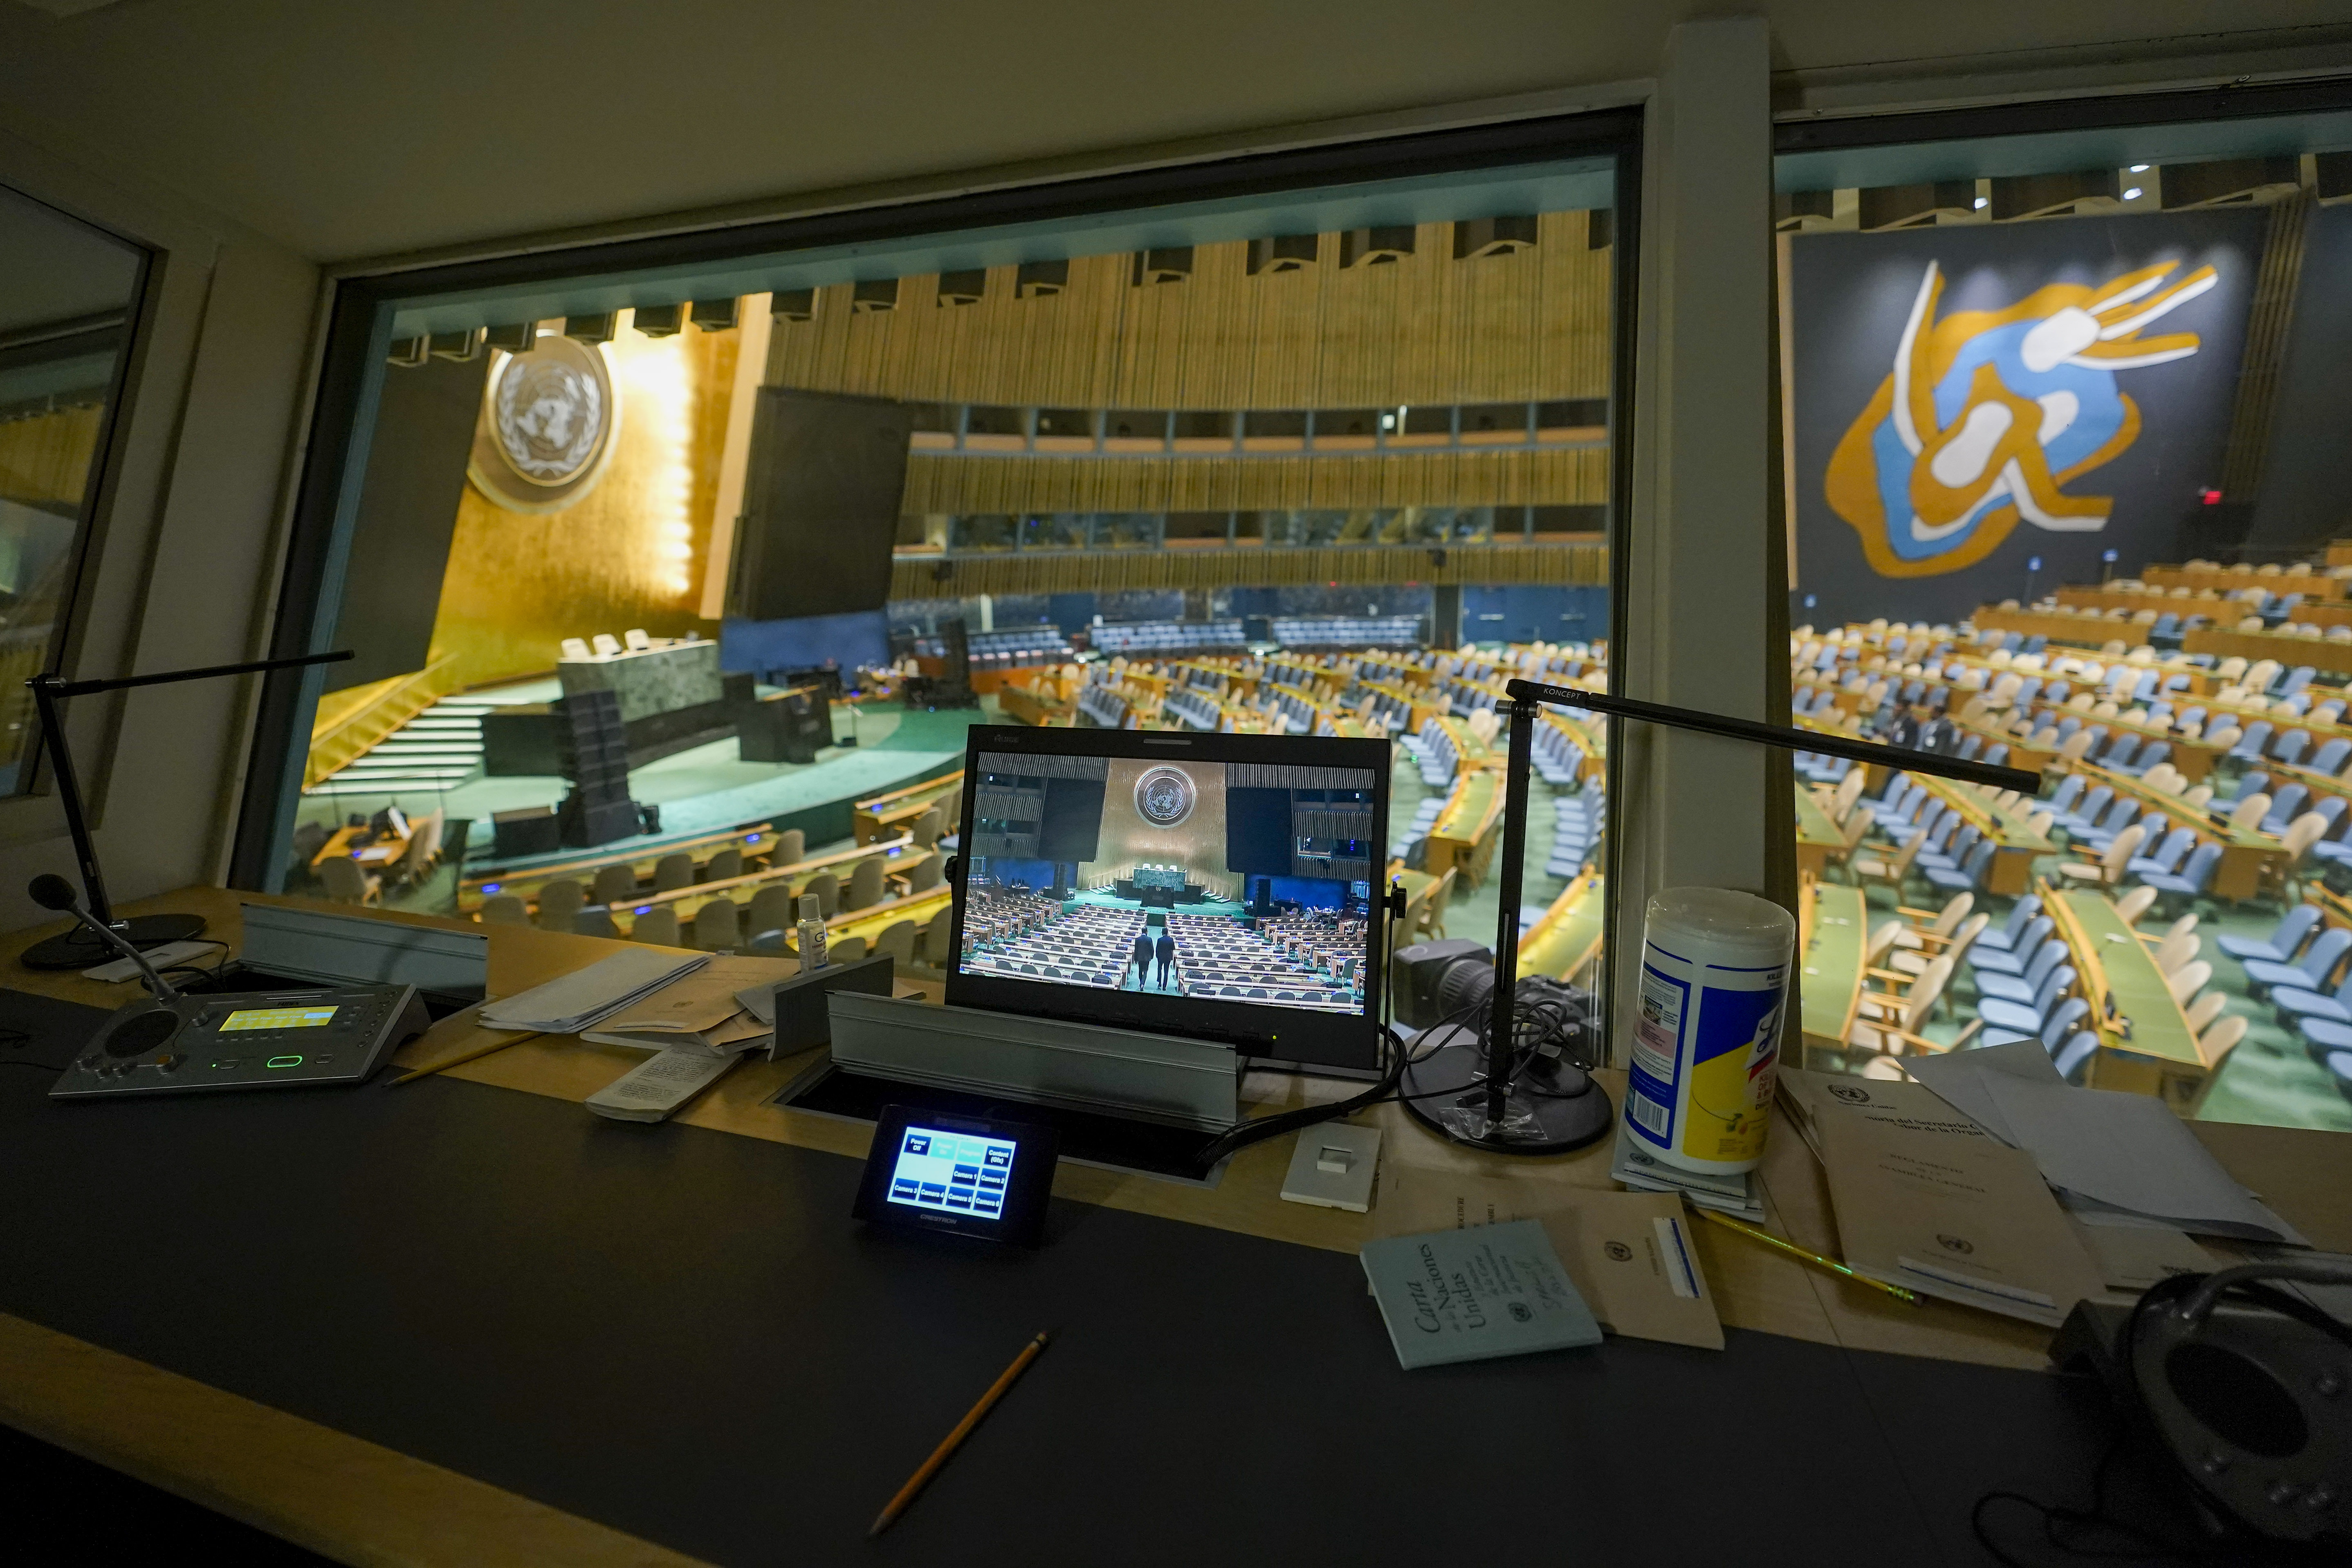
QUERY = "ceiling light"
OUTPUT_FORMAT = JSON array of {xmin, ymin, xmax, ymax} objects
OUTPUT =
[
  {"xmin": 2129, "ymin": 164, "xmax": 2150, "ymax": 173},
  {"xmin": 1973, "ymin": 197, "xmax": 1988, "ymax": 209},
  {"xmin": 2123, "ymin": 187, "xmax": 2145, "ymax": 201}
]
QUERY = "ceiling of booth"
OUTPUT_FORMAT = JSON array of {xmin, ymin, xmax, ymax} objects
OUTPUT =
[{"xmin": 0, "ymin": 2, "xmax": 2349, "ymax": 265}]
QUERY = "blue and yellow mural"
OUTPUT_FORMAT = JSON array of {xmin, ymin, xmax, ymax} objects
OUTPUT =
[{"xmin": 1790, "ymin": 212, "xmax": 2263, "ymax": 628}]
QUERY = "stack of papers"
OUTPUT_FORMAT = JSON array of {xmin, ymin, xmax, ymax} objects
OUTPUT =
[
  {"xmin": 1368, "ymin": 1162, "xmax": 1724, "ymax": 1350},
  {"xmin": 1905, "ymin": 1043, "xmax": 2307, "ymax": 1246},
  {"xmin": 1780, "ymin": 1067, "xmax": 2105, "ymax": 1326},
  {"xmin": 481, "ymin": 949, "xmax": 711, "ymax": 1034},
  {"xmin": 1610, "ymin": 1120, "xmax": 1763, "ymax": 1218},
  {"xmin": 581, "ymin": 955, "xmax": 799, "ymax": 1055}
]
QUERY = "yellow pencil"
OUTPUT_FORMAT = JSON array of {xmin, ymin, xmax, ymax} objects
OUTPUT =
[
  {"xmin": 870, "ymin": 1330, "xmax": 1052, "ymax": 1537},
  {"xmin": 1688, "ymin": 1202, "xmax": 1920, "ymax": 1305}
]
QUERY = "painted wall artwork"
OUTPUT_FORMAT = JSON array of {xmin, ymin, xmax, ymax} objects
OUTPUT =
[{"xmin": 1789, "ymin": 209, "xmax": 2266, "ymax": 628}]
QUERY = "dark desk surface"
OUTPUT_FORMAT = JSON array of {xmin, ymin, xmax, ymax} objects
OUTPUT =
[
  {"xmin": 2, "ymin": 889, "xmax": 2333, "ymax": 1566},
  {"xmin": 0, "ymin": 988, "xmax": 2169, "ymax": 1568}
]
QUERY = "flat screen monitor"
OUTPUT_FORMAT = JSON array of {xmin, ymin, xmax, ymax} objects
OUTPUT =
[{"xmin": 944, "ymin": 725, "xmax": 1389, "ymax": 1074}]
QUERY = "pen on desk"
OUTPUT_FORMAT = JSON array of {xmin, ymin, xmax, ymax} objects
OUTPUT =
[
  {"xmin": 871, "ymin": 1330, "xmax": 1053, "ymax": 1538},
  {"xmin": 1687, "ymin": 1202, "xmax": 1920, "ymax": 1306}
]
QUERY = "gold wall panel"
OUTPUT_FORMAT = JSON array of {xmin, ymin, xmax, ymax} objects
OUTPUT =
[
  {"xmin": 0, "ymin": 406, "xmax": 102, "ymax": 512},
  {"xmin": 766, "ymin": 213, "xmax": 1611, "ymax": 409},
  {"xmin": 424, "ymin": 319, "xmax": 739, "ymax": 691},
  {"xmin": 899, "ymin": 446, "xmax": 1609, "ymax": 516},
  {"xmin": 1082, "ymin": 758, "xmax": 1239, "ymax": 902},
  {"xmin": 891, "ymin": 541, "xmax": 1608, "ymax": 600}
]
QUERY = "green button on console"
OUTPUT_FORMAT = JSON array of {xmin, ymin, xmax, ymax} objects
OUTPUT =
[{"xmin": 265, "ymin": 1055, "xmax": 304, "ymax": 1069}]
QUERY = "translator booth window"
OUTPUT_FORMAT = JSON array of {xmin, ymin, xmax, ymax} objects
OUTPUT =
[
  {"xmin": 249, "ymin": 115, "xmax": 1633, "ymax": 1065},
  {"xmin": 0, "ymin": 183, "xmax": 144, "ymax": 796},
  {"xmin": 1777, "ymin": 91, "xmax": 2352, "ymax": 1134}
]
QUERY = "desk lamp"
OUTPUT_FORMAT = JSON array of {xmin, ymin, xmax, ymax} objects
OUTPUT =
[
  {"xmin": 1399, "ymin": 678, "xmax": 2042, "ymax": 1155},
  {"xmin": 18, "ymin": 649, "xmax": 352, "ymax": 970}
]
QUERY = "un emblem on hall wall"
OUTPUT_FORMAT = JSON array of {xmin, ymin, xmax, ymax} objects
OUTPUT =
[
  {"xmin": 1134, "ymin": 766, "xmax": 1197, "ymax": 828},
  {"xmin": 467, "ymin": 332, "xmax": 620, "ymax": 514}
]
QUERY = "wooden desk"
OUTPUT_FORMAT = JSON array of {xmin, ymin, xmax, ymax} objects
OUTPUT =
[
  {"xmin": 1424, "ymin": 772, "xmax": 1503, "ymax": 888},
  {"xmin": 1516, "ymin": 870, "xmax": 1604, "ymax": 985},
  {"xmin": 5, "ymin": 888, "xmax": 2349, "ymax": 1565},
  {"xmin": 2018, "ymin": 703, "xmax": 2220, "ymax": 783},
  {"xmin": 2147, "ymin": 564, "xmax": 2348, "ymax": 599},
  {"xmin": 2076, "ymin": 763, "xmax": 2282, "ymax": 902},
  {"xmin": 1797, "ymin": 877, "xmax": 1868, "ymax": 1064},
  {"xmin": 1908, "ymin": 775, "xmax": 2056, "ymax": 896},
  {"xmin": 312, "ymin": 823, "xmax": 411, "ymax": 871},
  {"xmin": 1793, "ymin": 786, "xmax": 1845, "ymax": 880},
  {"xmin": 2183, "ymin": 624, "xmax": 2352, "ymax": 677},
  {"xmin": 853, "ymin": 769, "xmax": 963, "ymax": 846},
  {"xmin": 1971, "ymin": 605, "xmax": 2144, "ymax": 651},
  {"xmin": 2045, "ymin": 884, "xmax": 2209, "ymax": 1108}
]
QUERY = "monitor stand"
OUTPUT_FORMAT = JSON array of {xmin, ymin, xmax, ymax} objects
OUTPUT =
[{"xmin": 773, "ymin": 1060, "xmax": 1228, "ymax": 1186}]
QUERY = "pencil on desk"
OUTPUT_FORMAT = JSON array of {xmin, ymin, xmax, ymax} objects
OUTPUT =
[
  {"xmin": 1687, "ymin": 1202, "xmax": 1920, "ymax": 1306},
  {"xmin": 871, "ymin": 1330, "xmax": 1052, "ymax": 1537}
]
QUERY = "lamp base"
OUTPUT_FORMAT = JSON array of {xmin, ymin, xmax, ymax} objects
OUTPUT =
[
  {"xmin": 1398, "ymin": 1026, "xmax": 1614, "ymax": 1155},
  {"xmin": 20, "ymin": 913, "xmax": 209, "ymax": 972}
]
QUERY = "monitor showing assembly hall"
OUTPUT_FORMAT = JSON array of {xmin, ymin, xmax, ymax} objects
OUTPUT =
[{"xmin": 945, "ymin": 725, "xmax": 1388, "ymax": 1073}]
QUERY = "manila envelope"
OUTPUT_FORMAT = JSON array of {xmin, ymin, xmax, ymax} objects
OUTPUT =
[{"xmin": 1369, "ymin": 1163, "xmax": 1724, "ymax": 1350}]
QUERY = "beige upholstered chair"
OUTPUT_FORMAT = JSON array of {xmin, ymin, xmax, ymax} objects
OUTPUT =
[
  {"xmin": 770, "ymin": 828, "xmax": 806, "ymax": 864},
  {"xmin": 911, "ymin": 809, "xmax": 944, "ymax": 849},
  {"xmin": 654, "ymin": 853, "xmax": 694, "ymax": 892},
  {"xmin": 1848, "ymin": 956, "xmax": 1955, "ymax": 1056},
  {"xmin": 536, "ymin": 879, "xmax": 586, "ymax": 931},
  {"xmin": 2058, "ymin": 824, "xmax": 2146, "ymax": 886},
  {"xmin": 2228, "ymin": 793, "xmax": 2273, "ymax": 831},
  {"xmin": 2152, "ymin": 930, "xmax": 2201, "ymax": 976},
  {"xmin": 746, "ymin": 885, "xmax": 797, "ymax": 951},
  {"xmin": 803, "ymin": 870, "xmax": 841, "ymax": 918},
  {"xmin": 478, "ymin": 891, "xmax": 528, "ymax": 924},
  {"xmin": 874, "ymin": 920, "xmax": 918, "ymax": 966},
  {"xmin": 2183, "ymin": 990, "xmax": 2229, "ymax": 1034},
  {"xmin": 704, "ymin": 847, "xmax": 743, "ymax": 883},
  {"xmin": 828, "ymin": 934, "xmax": 869, "ymax": 965},
  {"xmin": 2112, "ymin": 885, "xmax": 2159, "ymax": 926},
  {"xmin": 693, "ymin": 898, "xmax": 741, "ymax": 951},
  {"xmin": 321, "ymin": 855, "xmax": 381, "ymax": 905},
  {"xmin": 629, "ymin": 906, "xmax": 681, "ymax": 945},
  {"xmin": 846, "ymin": 856, "xmax": 886, "ymax": 911},
  {"xmin": 570, "ymin": 909, "xmax": 620, "ymax": 939},
  {"xmin": 593, "ymin": 863, "xmax": 638, "ymax": 906},
  {"xmin": 906, "ymin": 853, "xmax": 945, "ymax": 894}
]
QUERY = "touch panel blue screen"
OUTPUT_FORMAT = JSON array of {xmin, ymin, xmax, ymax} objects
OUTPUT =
[{"xmin": 885, "ymin": 1125, "xmax": 1017, "ymax": 1219}]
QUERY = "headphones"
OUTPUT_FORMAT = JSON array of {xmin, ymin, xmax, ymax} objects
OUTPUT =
[{"xmin": 2115, "ymin": 1259, "xmax": 2352, "ymax": 1555}]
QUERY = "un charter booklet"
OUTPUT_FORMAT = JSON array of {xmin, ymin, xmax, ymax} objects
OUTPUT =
[{"xmin": 1360, "ymin": 1219, "xmax": 1603, "ymax": 1368}]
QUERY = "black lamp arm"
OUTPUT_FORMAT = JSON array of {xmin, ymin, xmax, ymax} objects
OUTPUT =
[
  {"xmin": 27, "ymin": 649, "xmax": 352, "ymax": 929},
  {"xmin": 1478, "ymin": 677, "xmax": 2043, "ymax": 1130}
]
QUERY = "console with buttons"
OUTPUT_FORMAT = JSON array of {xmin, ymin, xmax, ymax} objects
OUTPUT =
[{"xmin": 51, "ymin": 984, "xmax": 429, "ymax": 1100}]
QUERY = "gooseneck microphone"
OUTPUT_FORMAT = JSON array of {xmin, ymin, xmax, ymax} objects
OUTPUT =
[{"xmin": 29, "ymin": 874, "xmax": 179, "ymax": 1002}]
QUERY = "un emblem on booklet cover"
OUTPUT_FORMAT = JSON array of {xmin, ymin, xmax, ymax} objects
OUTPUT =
[
  {"xmin": 1134, "ymin": 765, "xmax": 1197, "ymax": 828},
  {"xmin": 469, "ymin": 333, "xmax": 619, "ymax": 514}
]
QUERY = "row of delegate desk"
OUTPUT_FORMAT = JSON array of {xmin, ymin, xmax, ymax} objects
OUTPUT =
[{"xmin": 4, "ymin": 887, "xmax": 2350, "ymax": 1564}]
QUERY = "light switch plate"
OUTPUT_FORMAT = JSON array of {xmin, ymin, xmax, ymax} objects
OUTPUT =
[{"xmin": 1279, "ymin": 1122, "xmax": 1382, "ymax": 1212}]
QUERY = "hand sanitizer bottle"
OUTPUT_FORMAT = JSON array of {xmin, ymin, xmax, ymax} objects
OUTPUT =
[{"xmin": 797, "ymin": 894, "xmax": 828, "ymax": 971}]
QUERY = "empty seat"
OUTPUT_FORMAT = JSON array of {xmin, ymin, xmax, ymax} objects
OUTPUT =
[
  {"xmin": 693, "ymin": 898, "xmax": 741, "ymax": 951},
  {"xmin": 592, "ymin": 863, "xmax": 638, "ymax": 906},
  {"xmin": 803, "ymin": 870, "xmax": 840, "ymax": 918},
  {"xmin": 630, "ymin": 906, "xmax": 681, "ymax": 946},
  {"xmin": 654, "ymin": 853, "xmax": 694, "ymax": 892},
  {"xmin": 535, "ymin": 878, "xmax": 586, "ymax": 931},
  {"xmin": 846, "ymin": 857, "xmax": 885, "ymax": 911}
]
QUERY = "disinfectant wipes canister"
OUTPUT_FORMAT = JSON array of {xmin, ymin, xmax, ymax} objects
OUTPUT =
[{"xmin": 1625, "ymin": 886, "xmax": 1795, "ymax": 1175}]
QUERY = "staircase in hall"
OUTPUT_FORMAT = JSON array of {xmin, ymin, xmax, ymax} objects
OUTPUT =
[{"xmin": 313, "ymin": 700, "xmax": 491, "ymax": 795}]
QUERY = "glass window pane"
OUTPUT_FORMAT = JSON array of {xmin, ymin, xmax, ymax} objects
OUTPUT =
[
  {"xmin": 1779, "ymin": 105, "xmax": 2352, "ymax": 1136},
  {"xmin": 276, "ymin": 123, "xmax": 1627, "ymax": 1113},
  {"xmin": 0, "ymin": 184, "xmax": 144, "ymax": 794}
]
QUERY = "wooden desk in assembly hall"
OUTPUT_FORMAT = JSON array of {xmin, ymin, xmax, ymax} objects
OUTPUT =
[{"xmin": 2, "ymin": 888, "xmax": 2348, "ymax": 1566}]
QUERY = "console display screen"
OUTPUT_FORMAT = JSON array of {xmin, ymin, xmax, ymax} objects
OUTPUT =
[
  {"xmin": 956, "ymin": 752, "xmax": 1376, "ymax": 1019},
  {"xmin": 219, "ymin": 1006, "xmax": 340, "ymax": 1032},
  {"xmin": 884, "ymin": 1124, "xmax": 1017, "ymax": 1219}
]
